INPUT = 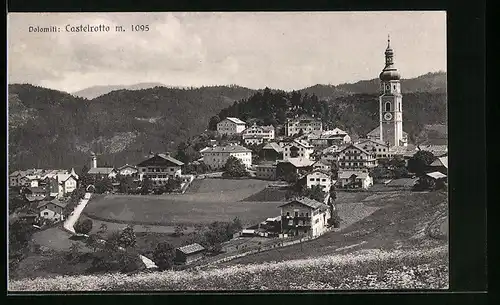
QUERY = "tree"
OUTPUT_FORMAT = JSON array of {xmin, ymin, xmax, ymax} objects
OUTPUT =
[
  {"xmin": 303, "ymin": 185, "xmax": 326, "ymax": 202},
  {"xmin": 118, "ymin": 225, "xmax": 136, "ymax": 248},
  {"xmin": 105, "ymin": 231, "xmax": 122, "ymax": 251},
  {"xmin": 230, "ymin": 217, "xmax": 243, "ymax": 233},
  {"xmin": 74, "ymin": 219, "xmax": 93, "ymax": 235},
  {"xmin": 94, "ymin": 177, "xmax": 113, "ymax": 194},
  {"xmin": 223, "ymin": 156, "xmax": 248, "ymax": 177},
  {"xmin": 173, "ymin": 224, "xmax": 187, "ymax": 237},
  {"xmin": 118, "ymin": 175, "xmax": 135, "ymax": 194},
  {"xmin": 329, "ymin": 210, "xmax": 342, "ymax": 228},
  {"xmin": 208, "ymin": 115, "xmax": 221, "ymax": 131},
  {"xmin": 408, "ymin": 150, "xmax": 435, "ymax": 176},
  {"xmin": 85, "ymin": 233, "xmax": 101, "ymax": 252},
  {"xmin": 165, "ymin": 177, "xmax": 182, "ymax": 193},
  {"xmin": 152, "ymin": 242, "xmax": 175, "ymax": 270},
  {"xmin": 141, "ymin": 176, "xmax": 153, "ymax": 194},
  {"xmin": 97, "ymin": 223, "xmax": 108, "ymax": 236},
  {"xmin": 284, "ymin": 172, "xmax": 299, "ymax": 184}
]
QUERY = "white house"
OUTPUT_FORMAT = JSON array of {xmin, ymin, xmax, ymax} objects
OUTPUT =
[
  {"xmin": 282, "ymin": 139, "xmax": 314, "ymax": 161},
  {"xmin": 38, "ymin": 199, "xmax": 67, "ymax": 222},
  {"xmin": 137, "ymin": 153, "xmax": 184, "ymax": 186},
  {"xmin": 217, "ymin": 117, "xmax": 247, "ymax": 136},
  {"xmin": 306, "ymin": 170, "xmax": 332, "ymax": 192},
  {"xmin": 279, "ymin": 197, "xmax": 331, "ymax": 237},
  {"xmin": 285, "ymin": 115, "xmax": 323, "ymax": 137},
  {"xmin": 202, "ymin": 144, "xmax": 252, "ymax": 170},
  {"xmin": 56, "ymin": 169, "xmax": 79, "ymax": 197},
  {"xmin": 337, "ymin": 144, "xmax": 378, "ymax": 170},
  {"xmin": 337, "ymin": 170, "xmax": 373, "ymax": 189},
  {"xmin": 117, "ymin": 164, "xmax": 139, "ymax": 178},
  {"xmin": 356, "ymin": 138, "xmax": 390, "ymax": 159},
  {"xmin": 242, "ymin": 124, "xmax": 275, "ymax": 145}
]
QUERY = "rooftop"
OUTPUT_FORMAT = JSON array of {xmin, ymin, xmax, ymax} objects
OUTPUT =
[
  {"xmin": 204, "ymin": 144, "xmax": 252, "ymax": 153},
  {"xmin": 177, "ymin": 243, "xmax": 205, "ymax": 255},
  {"xmin": 37, "ymin": 199, "xmax": 68, "ymax": 209},
  {"xmin": 426, "ymin": 171, "xmax": 447, "ymax": 179},
  {"xmin": 87, "ymin": 167, "xmax": 116, "ymax": 175},
  {"xmin": 430, "ymin": 156, "xmax": 448, "ymax": 169},
  {"xmin": 280, "ymin": 197, "xmax": 328, "ymax": 210},
  {"xmin": 280, "ymin": 158, "xmax": 315, "ymax": 168},
  {"xmin": 223, "ymin": 117, "xmax": 246, "ymax": 125},
  {"xmin": 262, "ymin": 142, "xmax": 284, "ymax": 153}
]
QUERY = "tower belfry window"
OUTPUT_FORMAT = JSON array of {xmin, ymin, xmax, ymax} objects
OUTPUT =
[
  {"xmin": 385, "ymin": 102, "xmax": 391, "ymax": 112},
  {"xmin": 398, "ymin": 102, "xmax": 401, "ymax": 112}
]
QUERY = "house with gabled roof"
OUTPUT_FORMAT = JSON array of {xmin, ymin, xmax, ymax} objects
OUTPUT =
[
  {"xmin": 356, "ymin": 138, "xmax": 391, "ymax": 159},
  {"xmin": 37, "ymin": 199, "xmax": 68, "ymax": 222},
  {"xmin": 137, "ymin": 153, "xmax": 184, "ymax": 187},
  {"xmin": 306, "ymin": 169, "xmax": 333, "ymax": 192},
  {"xmin": 310, "ymin": 128, "xmax": 351, "ymax": 147},
  {"xmin": 217, "ymin": 117, "xmax": 247, "ymax": 136},
  {"xmin": 276, "ymin": 158, "xmax": 315, "ymax": 181},
  {"xmin": 175, "ymin": 243, "xmax": 206, "ymax": 264},
  {"xmin": 261, "ymin": 142, "xmax": 283, "ymax": 161},
  {"xmin": 337, "ymin": 143, "xmax": 377, "ymax": 170},
  {"xmin": 429, "ymin": 156, "xmax": 448, "ymax": 175},
  {"xmin": 337, "ymin": 170, "xmax": 373, "ymax": 189},
  {"xmin": 282, "ymin": 139, "xmax": 314, "ymax": 161},
  {"xmin": 279, "ymin": 197, "xmax": 331, "ymax": 237},
  {"xmin": 117, "ymin": 164, "xmax": 139, "ymax": 178},
  {"xmin": 312, "ymin": 159, "xmax": 331, "ymax": 171},
  {"xmin": 285, "ymin": 115, "xmax": 323, "ymax": 137}
]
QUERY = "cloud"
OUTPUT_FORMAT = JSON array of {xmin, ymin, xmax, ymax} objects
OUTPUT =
[{"xmin": 7, "ymin": 12, "xmax": 447, "ymax": 92}]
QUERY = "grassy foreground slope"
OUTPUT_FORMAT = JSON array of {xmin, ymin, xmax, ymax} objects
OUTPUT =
[{"xmin": 9, "ymin": 246, "xmax": 447, "ymax": 291}]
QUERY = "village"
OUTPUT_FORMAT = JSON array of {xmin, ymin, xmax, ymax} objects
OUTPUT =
[{"xmin": 9, "ymin": 38, "xmax": 448, "ymax": 274}]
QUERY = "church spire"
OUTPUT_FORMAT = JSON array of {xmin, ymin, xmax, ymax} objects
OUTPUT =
[{"xmin": 380, "ymin": 35, "xmax": 400, "ymax": 81}]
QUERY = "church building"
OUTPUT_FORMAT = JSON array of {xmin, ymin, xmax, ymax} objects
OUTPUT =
[{"xmin": 367, "ymin": 36, "xmax": 408, "ymax": 147}]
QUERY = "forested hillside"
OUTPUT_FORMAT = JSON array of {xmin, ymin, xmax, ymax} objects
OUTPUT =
[{"xmin": 8, "ymin": 84, "xmax": 255, "ymax": 171}]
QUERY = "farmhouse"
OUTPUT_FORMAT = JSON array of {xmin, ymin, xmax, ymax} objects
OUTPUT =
[
  {"xmin": 175, "ymin": 243, "xmax": 206, "ymax": 265},
  {"xmin": 255, "ymin": 162, "xmax": 277, "ymax": 180},
  {"xmin": 261, "ymin": 142, "xmax": 283, "ymax": 161},
  {"xmin": 282, "ymin": 139, "xmax": 314, "ymax": 161},
  {"xmin": 37, "ymin": 199, "xmax": 67, "ymax": 222},
  {"xmin": 202, "ymin": 144, "xmax": 252, "ymax": 170},
  {"xmin": 310, "ymin": 128, "xmax": 351, "ymax": 147},
  {"xmin": 337, "ymin": 170, "xmax": 374, "ymax": 189},
  {"xmin": 356, "ymin": 138, "xmax": 390, "ymax": 159},
  {"xmin": 306, "ymin": 170, "xmax": 332, "ymax": 192},
  {"xmin": 279, "ymin": 197, "xmax": 331, "ymax": 237},
  {"xmin": 217, "ymin": 117, "xmax": 247, "ymax": 136},
  {"xmin": 276, "ymin": 158, "xmax": 315, "ymax": 180},
  {"xmin": 242, "ymin": 124, "xmax": 275, "ymax": 145},
  {"xmin": 54, "ymin": 169, "xmax": 79, "ymax": 197},
  {"xmin": 337, "ymin": 144, "xmax": 377, "ymax": 170},
  {"xmin": 117, "ymin": 164, "xmax": 139, "ymax": 178},
  {"xmin": 137, "ymin": 153, "xmax": 184, "ymax": 186},
  {"xmin": 285, "ymin": 115, "xmax": 323, "ymax": 136}
]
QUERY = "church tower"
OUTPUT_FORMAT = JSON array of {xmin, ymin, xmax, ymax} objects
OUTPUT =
[{"xmin": 379, "ymin": 36, "xmax": 405, "ymax": 147}]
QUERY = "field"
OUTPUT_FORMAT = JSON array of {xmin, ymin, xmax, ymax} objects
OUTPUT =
[{"xmin": 84, "ymin": 179, "xmax": 281, "ymax": 227}]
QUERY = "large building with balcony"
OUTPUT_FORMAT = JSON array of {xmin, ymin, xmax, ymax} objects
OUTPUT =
[
  {"xmin": 202, "ymin": 144, "xmax": 252, "ymax": 170},
  {"xmin": 337, "ymin": 144, "xmax": 377, "ymax": 170},
  {"xmin": 356, "ymin": 138, "xmax": 390, "ymax": 159},
  {"xmin": 285, "ymin": 115, "xmax": 323, "ymax": 137},
  {"xmin": 310, "ymin": 128, "xmax": 351, "ymax": 147},
  {"xmin": 279, "ymin": 197, "xmax": 331, "ymax": 237},
  {"xmin": 137, "ymin": 153, "xmax": 184, "ymax": 186},
  {"xmin": 242, "ymin": 124, "xmax": 275, "ymax": 145}
]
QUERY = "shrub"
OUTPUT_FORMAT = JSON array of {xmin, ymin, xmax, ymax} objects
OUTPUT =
[
  {"xmin": 118, "ymin": 225, "xmax": 136, "ymax": 248},
  {"xmin": 74, "ymin": 219, "xmax": 93, "ymax": 235},
  {"xmin": 153, "ymin": 242, "xmax": 175, "ymax": 271},
  {"xmin": 329, "ymin": 210, "xmax": 342, "ymax": 228}
]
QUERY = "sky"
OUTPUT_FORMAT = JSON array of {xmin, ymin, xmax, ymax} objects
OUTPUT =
[{"xmin": 8, "ymin": 12, "xmax": 446, "ymax": 93}]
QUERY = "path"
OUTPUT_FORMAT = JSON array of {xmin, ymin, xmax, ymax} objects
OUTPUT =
[
  {"xmin": 63, "ymin": 193, "xmax": 92, "ymax": 233},
  {"xmin": 82, "ymin": 216, "xmax": 195, "ymax": 235}
]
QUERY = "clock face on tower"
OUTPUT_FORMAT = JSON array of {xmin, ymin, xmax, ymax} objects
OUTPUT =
[{"xmin": 384, "ymin": 112, "xmax": 393, "ymax": 121}]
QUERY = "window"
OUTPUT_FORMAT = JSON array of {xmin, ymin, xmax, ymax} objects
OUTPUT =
[
  {"xmin": 309, "ymin": 178, "xmax": 314, "ymax": 181},
  {"xmin": 385, "ymin": 102, "xmax": 391, "ymax": 112},
  {"xmin": 322, "ymin": 179, "xmax": 326, "ymax": 182},
  {"xmin": 295, "ymin": 212, "xmax": 299, "ymax": 217},
  {"xmin": 44, "ymin": 212, "xmax": 48, "ymax": 216},
  {"xmin": 398, "ymin": 102, "xmax": 401, "ymax": 112},
  {"xmin": 305, "ymin": 213, "xmax": 309, "ymax": 217},
  {"xmin": 286, "ymin": 212, "xmax": 290, "ymax": 216}
]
